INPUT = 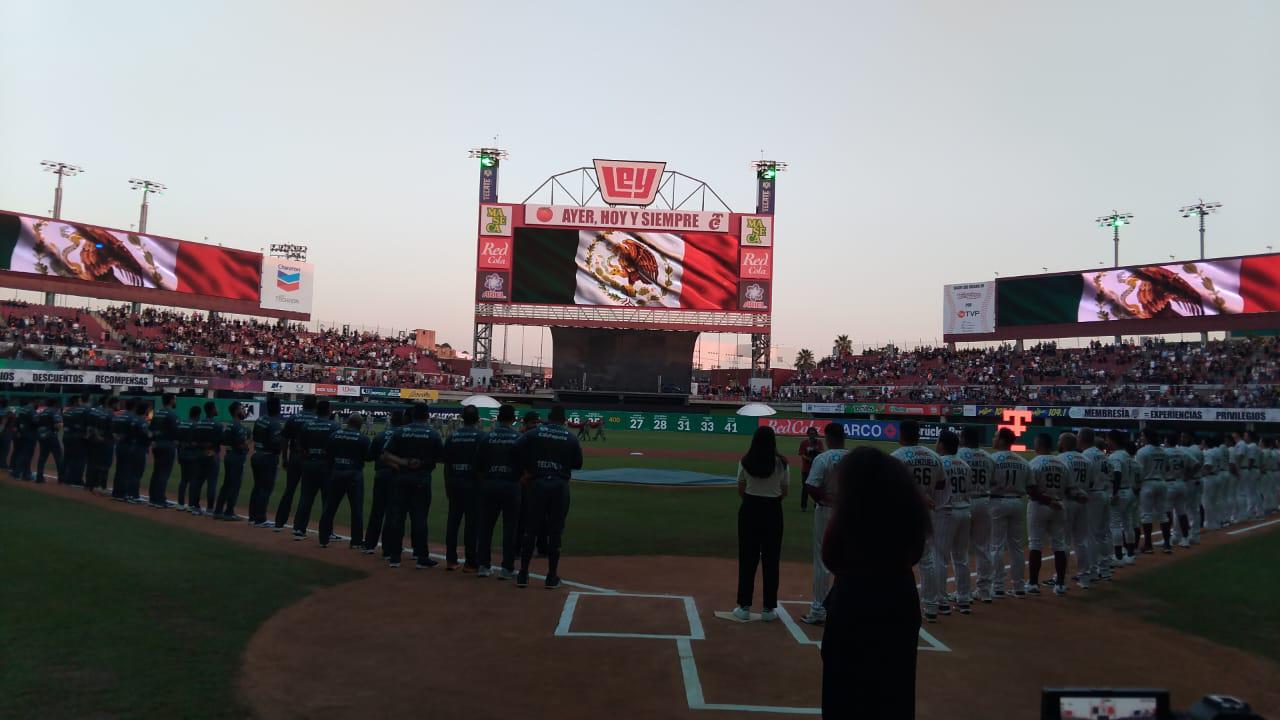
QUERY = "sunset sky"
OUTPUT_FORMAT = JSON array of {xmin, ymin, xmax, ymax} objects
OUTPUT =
[{"xmin": 1, "ymin": 0, "xmax": 1276, "ymax": 368}]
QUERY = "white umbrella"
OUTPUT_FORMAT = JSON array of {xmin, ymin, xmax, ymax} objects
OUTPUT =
[
  {"xmin": 460, "ymin": 394, "xmax": 502, "ymax": 409},
  {"xmin": 736, "ymin": 402, "xmax": 776, "ymax": 417}
]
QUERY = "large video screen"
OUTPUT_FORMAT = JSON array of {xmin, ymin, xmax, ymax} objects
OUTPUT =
[
  {"xmin": 510, "ymin": 227, "xmax": 740, "ymax": 310},
  {"xmin": 998, "ymin": 254, "xmax": 1280, "ymax": 327},
  {"xmin": 0, "ymin": 210, "xmax": 263, "ymax": 302}
]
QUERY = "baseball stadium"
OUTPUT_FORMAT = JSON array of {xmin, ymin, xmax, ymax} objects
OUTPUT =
[{"xmin": 3, "ymin": 4, "xmax": 1279, "ymax": 720}]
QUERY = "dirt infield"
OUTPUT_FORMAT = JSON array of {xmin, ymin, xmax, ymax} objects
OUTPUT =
[{"xmin": 14, "ymin": 479, "xmax": 1280, "ymax": 719}]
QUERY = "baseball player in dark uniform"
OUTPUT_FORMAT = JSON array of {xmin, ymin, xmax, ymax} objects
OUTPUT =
[
  {"xmin": 248, "ymin": 397, "xmax": 285, "ymax": 526},
  {"xmin": 443, "ymin": 405, "xmax": 484, "ymax": 571},
  {"xmin": 363, "ymin": 409, "xmax": 406, "ymax": 555},
  {"xmin": 35, "ymin": 397, "xmax": 64, "ymax": 484},
  {"xmin": 213, "ymin": 402, "xmax": 250, "ymax": 520},
  {"xmin": 514, "ymin": 405, "xmax": 583, "ymax": 589},
  {"xmin": 61, "ymin": 394, "xmax": 89, "ymax": 486},
  {"xmin": 319, "ymin": 414, "xmax": 372, "ymax": 548},
  {"xmin": 517, "ymin": 411, "xmax": 549, "ymax": 557},
  {"xmin": 126, "ymin": 399, "xmax": 153, "ymax": 503},
  {"xmin": 188, "ymin": 402, "xmax": 222, "ymax": 515},
  {"xmin": 84, "ymin": 396, "xmax": 116, "ymax": 494},
  {"xmin": 291, "ymin": 400, "xmax": 339, "ymax": 540},
  {"xmin": 380, "ymin": 402, "xmax": 444, "ymax": 569},
  {"xmin": 476, "ymin": 404, "xmax": 522, "ymax": 579},
  {"xmin": 0, "ymin": 397, "xmax": 11, "ymax": 474},
  {"xmin": 273, "ymin": 396, "xmax": 317, "ymax": 532},
  {"xmin": 147, "ymin": 394, "xmax": 179, "ymax": 507},
  {"xmin": 110, "ymin": 398, "xmax": 136, "ymax": 500},
  {"xmin": 12, "ymin": 397, "xmax": 38, "ymax": 481},
  {"xmin": 175, "ymin": 406, "xmax": 201, "ymax": 509}
]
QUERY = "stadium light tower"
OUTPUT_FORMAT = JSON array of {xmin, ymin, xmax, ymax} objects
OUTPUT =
[
  {"xmin": 1096, "ymin": 211, "xmax": 1133, "ymax": 268},
  {"xmin": 41, "ymin": 161, "xmax": 83, "ymax": 219},
  {"xmin": 129, "ymin": 178, "xmax": 166, "ymax": 233},
  {"xmin": 1179, "ymin": 199, "xmax": 1222, "ymax": 260}
]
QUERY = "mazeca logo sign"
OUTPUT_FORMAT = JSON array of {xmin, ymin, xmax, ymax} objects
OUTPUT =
[{"xmin": 594, "ymin": 159, "xmax": 666, "ymax": 206}]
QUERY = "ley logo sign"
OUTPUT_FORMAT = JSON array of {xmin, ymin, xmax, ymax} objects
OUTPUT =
[{"xmin": 594, "ymin": 159, "xmax": 665, "ymax": 206}]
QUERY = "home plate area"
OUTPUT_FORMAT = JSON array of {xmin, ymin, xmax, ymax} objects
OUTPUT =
[{"xmin": 553, "ymin": 590, "xmax": 950, "ymax": 715}]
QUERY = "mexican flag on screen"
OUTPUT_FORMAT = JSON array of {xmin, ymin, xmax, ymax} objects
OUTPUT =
[
  {"xmin": 512, "ymin": 228, "xmax": 738, "ymax": 309},
  {"xmin": 997, "ymin": 257, "xmax": 1280, "ymax": 326},
  {"xmin": 0, "ymin": 210, "xmax": 261, "ymax": 300}
]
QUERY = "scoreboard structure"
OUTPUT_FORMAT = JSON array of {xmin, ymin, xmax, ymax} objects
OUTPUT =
[{"xmin": 470, "ymin": 153, "xmax": 780, "ymax": 392}]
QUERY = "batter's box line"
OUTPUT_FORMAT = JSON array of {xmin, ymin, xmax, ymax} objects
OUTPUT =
[
  {"xmin": 555, "ymin": 591, "xmax": 706, "ymax": 641},
  {"xmin": 774, "ymin": 602, "xmax": 950, "ymax": 653}
]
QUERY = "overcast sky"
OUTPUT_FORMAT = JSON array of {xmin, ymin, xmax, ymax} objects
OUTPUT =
[{"xmin": 1, "ymin": 0, "xmax": 1276, "ymax": 367}]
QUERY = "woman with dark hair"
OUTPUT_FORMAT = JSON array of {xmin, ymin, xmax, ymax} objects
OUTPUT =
[
  {"xmin": 821, "ymin": 446, "xmax": 931, "ymax": 719},
  {"xmin": 733, "ymin": 426, "xmax": 790, "ymax": 622}
]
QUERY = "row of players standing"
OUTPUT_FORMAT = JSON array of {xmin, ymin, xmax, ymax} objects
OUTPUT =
[
  {"xmin": 252, "ymin": 397, "xmax": 583, "ymax": 588},
  {"xmin": 801, "ymin": 420, "xmax": 1279, "ymax": 625}
]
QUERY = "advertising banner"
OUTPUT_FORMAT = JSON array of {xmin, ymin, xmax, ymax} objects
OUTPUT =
[
  {"xmin": 523, "ymin": 205, "xmax": 731, "ymax": 233},
  {"xmin": 398, "ymin": 388, "xmax": 439, "ymax": 401},
  {"xmin": 738, "ymin": 281, "xmax": 771, "ymax": 311},
  {"xmin": 943, "ymin": 281, "xmax": 996, "ymax": 334},
  {"xmin": 479, "ymin": 204, "xmax": 513, "ymax": 236},
  {"xmin": 593, "ymin": 159, "xmax": 666, "ymax": 206},
  {"xmin": 262, "ymin": 380, "xmax": 315, "ymax": 394},
  {"xmin": 802, "ymin": 403, "xmax": 846, "ymax": 414},
  {"xmin": 740, "ymin": 215, "xmax": 773, "ymax": 246},
  {"xmin": 0, "ymin": 209, "xmax": 262, "ymax": 302},
  {"xmin": 477, "ymin": 236, "xmax": 512, "ymax": 271},
  {"xmin": 476, "ymin": 270, "xmax": 512, "ymax": 303},
  {"xmin": 360, "ymin": 386, "xmax": 400, "ymax": 398},
  {"xmin": 314, "ymin": 383, "xmax": 339, "ymax": 396},
  {"xmin": 764, "ymin": 417, "xmax": 900, "ymax": 441},
  {"xmin": 337, "ymin": 384, "xmax": 362, "ymax": 397},
  {"xmin": 997, "ymin": 254, "xmax": 1280, "ymax": 328},
  {"xmin": 208, "ymin": 378, "xmax": 261, "ymax": 392},
  {"xmin": 479, "ymin": 165, "xmax": 498, "ymax": 203},
  {"xmin": 0, "ymin": 369, "xmax": 153, "ymax": 388},
  {"xmin": 970, "ymin": 405, "xmax": 1071, "ymax": 419},
  {"xmin": 756, "ymin": 179, "xmax": 776, "ymax": 215},
  {"xmin": 1068, "ymin": 406, "xmax": 1280, "ymax": 423},
  {"xmin": 739, "ymin": 247, "xmax": 772, "ymax": 280},
  {"xmin": 259, "ymin": 257, "xmax": 315, "ymax": 314}
]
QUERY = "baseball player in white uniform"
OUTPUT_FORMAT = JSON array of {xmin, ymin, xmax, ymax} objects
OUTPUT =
[
  {"xmin": 1262, "ymin": 437, "xmax": 1279, "ymax": 514},
  {"xmin": 1026, "ymin": 432, "xmax": 1070, "ymax": 596},
  {"xmin": 1176, "ymin": 431, "xmax": 1204, "ymax": 545},
  {"xmin": 1135, "ymin": 427, "xmax": 1170, "ymax": 554},
  {"xmin": 1105, "ymin": 430, "xmax": 1138, "ymax": 565},
  {"xmin": 1201, "ymin": 436, "xmax": 1228, "ymax": 530},
  {"xmin": 891, "ymin": 421, "xmax": 948, "ymax": 622},
  {"xmin": 988, "ymin": 427, "xmax": 1031, "ymax": 598},
  {"xmin": 1079, "ymin": 428, "xmax": 1113, "ymax": 580},
  {"xmin": 801, "ymin": 423, "xmax": 848, "ymax": 625},
  {"xmin": 936, "ymin": 431, "xmax": 973, "ymax": 613},
  {"xmin": 957, "ymin": 427, "xmax": 997, "ymax": 603},
  {"xmin": 1233, "ymin": 431, "xmax": 1262, "ymax": 521},
  {"xmin": 1163, "ymin": 435, "xmax": 1192, "ymax": 549},
  {"xmin": 1057, "ymin": 433, "xmax": 1093, "ymax": 589}
]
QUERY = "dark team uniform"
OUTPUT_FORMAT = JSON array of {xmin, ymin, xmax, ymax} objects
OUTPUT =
[
  {"xmin": 214, "ymin": 418, "xmax": 250, "ymax": 518},
  {"xmin": 62, "ymin": 402, "xmax": 89, "ymax": 486},
  {"xmin": 148, "ymin": 406, "xmax": 179, "ymax": 505},
  {"xmin": 515, "ymin": 422, "xmax": 583, "ymax": 585},
  {"xmin": 175, "ymin": 417, "xmax": 197, "ymax": 507},
  {"xmin": 248, "ymin": 415, "xmax": 285, "ymax": 524},
  {"xmin": 189, "ymin": 415, "xmax": 224, "ymax": 512},
  {"xmin": 127, "ymin": 412, "xmax": 152, "ymax": 500},
  {"xmin": 291, "ymin": 414, "xmax": 339, "ymax": 537},
  {"xmin": 85, "ymin": 404, "xmax": 115, "ymax": 492},
  {"xmin": 381, "ymin": 421, "xmax": 443, "ymax": 565},
  {"xmin": 319, "ymin": 425, "xmax": 372, "ymax": 547},
  {"xmin": 476, "ymin": 423, "xmax": 522, "ymax": 573},
  {"xmin": 35, "ymin": 406, "xmax": 64, "ymax": 483},
  {"xmin": 12, "ymin": 403, "xmax": 37, "ymax": 481},
  {"xmin": 363, "ymin": 426, "xmax": 397, "ymax": 554},
  {"xmin": 274, "ymin": 410, "xmax": 314, "ymax": 530},
  {"xmin": 110, "ymin": 409, "xmax": 135, "ymax": 499},
  {"xmin": 443, "ymin": 423, "xmax": 484, "ymax": 568}
]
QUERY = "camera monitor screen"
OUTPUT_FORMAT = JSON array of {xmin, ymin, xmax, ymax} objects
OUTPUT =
[{"xmin": 1060, "ymin": 695, "xmax": 1159, "ymax": 718}]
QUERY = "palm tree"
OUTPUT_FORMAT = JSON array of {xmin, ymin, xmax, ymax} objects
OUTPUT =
[
  {"xmin": 794, "ymin": 348, "xmax": 816, "ymax": 372},
  {"xmin": 833, "ymin": 334, "xmax": 853, "ymax": 357}
]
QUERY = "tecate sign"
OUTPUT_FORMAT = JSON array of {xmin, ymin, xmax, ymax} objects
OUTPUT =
[{"xmin": 593, "ymin": 159, "xmax": 666, "ymax": 206}]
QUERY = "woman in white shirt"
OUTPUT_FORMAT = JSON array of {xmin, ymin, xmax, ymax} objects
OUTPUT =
[{"xmin": 733, "ymin": 426, "xmax": 790, "ymax": 621}]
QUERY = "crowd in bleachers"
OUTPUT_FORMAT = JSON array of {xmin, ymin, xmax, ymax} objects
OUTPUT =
[{"xmin": 776, "ymin": 338, "xmax": 1280, "ymax": 407}]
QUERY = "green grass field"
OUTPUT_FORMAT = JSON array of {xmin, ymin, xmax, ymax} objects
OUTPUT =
[
  {"xmin": 1090, "ymin": 526, "xmax": 1280, "ymax": 663},
  {"xmin": 0, "ymin": 480, "xmax": 364, "ymax": 720}
]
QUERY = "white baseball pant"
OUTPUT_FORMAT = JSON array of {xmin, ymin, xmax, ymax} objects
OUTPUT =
[
  {"xmin": 1241, "ymin": 471, "xmax": 1261, "ymax": 519},
  {"xmin": 919, "ymin": 511, "xmax": 945, "ymax": 614},
  {"xmin": 1065, "ymin": 499, "xmax": 1091, "ymax": 577},
  {"xmin": 810, "ymin": 504, "xmax": 833, "ymax": 614},
  {"xmin": 989, "ymin": 496, "xmax": 1026, "ymax": 593},
  {"xmin": 1139, "ymin": 481, "xmax": 1167, "ymax": 524},
  {"xmin": 1087, "ymin": 491, "xmax": 1112, "ymax": 572},
  {"xmin": 1202, "ymin": 472, "xmax": 1225, "ymax": 529},
  {"xmin": 1109, "ymin": 488, "xmax": 1136, "ymax": 547},
  {"xmin": 1028, "ymin": 501, "xmax": 1067, "ymax": 552},
  {"xmin": 969, "ymin": 497, "xmax": 994, "ymax": 600},
  {"xmin": 935, "ymin": 506, "xmax": 972, "ymax": 605},
  {"xmin": 1187, "ymin": 479, "xmax": 1203, "ymax": 542}
]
